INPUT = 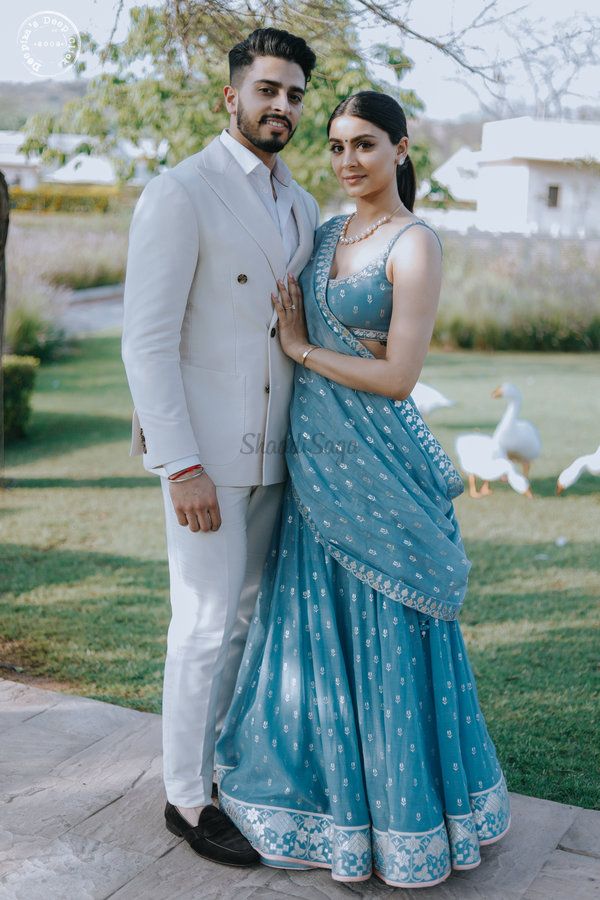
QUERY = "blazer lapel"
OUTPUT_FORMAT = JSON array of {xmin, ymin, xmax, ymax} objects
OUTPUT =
[
  {"xmin": 288, "ymin": 194, "xmax": 314, "ymax": 275},
  {"xmin": 196, "ymin": 145, "xmax": 287, "ymax": 280}
]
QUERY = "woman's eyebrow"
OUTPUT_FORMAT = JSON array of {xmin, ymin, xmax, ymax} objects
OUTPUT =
[{"xmin": 328, "ymin": 133, "xmax": 378, "ymax": 143}]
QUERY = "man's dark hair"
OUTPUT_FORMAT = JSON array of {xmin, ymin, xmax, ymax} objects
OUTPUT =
[{"xmin": 229, "ymin": 27, "xmax": 317, "ymax": 86}]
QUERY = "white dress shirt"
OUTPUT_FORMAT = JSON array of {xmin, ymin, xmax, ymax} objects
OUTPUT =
[{"xmin": 162, "ymin": 130, "xmax": 300, "ymax": 477}]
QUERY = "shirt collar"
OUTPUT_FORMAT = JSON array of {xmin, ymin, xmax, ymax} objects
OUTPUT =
[{"xmin": 220, "ymin": 129, "xmax": 292, "ymax": 187}]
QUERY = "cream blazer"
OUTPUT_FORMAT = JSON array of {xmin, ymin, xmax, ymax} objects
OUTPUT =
[{"xmin": 122, "ymin": 137, "xmax": 319, "ymax": 486}]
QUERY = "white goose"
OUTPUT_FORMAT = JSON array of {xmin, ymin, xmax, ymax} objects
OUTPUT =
[
  {"xmin": 557, "ymin": 445, "xmax": 600, "ymax": 494},
  {"xmin": 491, "ymin": 383, "xmax": 542, "ymax": 479},
  {"xmin": 410, "ymin": 382, "xmax": 455, "ymax": 417},
  {"xmin": 455, "ymin": 433, "xmax": 532, "ymax": 499}
]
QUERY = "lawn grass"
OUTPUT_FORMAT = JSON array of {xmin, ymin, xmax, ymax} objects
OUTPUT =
[{"xmin": 2, "ymin": 333, "xmax": 599, "ymax": 808}]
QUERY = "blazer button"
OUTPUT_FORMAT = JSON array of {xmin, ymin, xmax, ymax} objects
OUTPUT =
[
  {"xmin": 270, "ymin": 327, "xmax": 277, "ymax": 337},
  {"xmin": 265, "ymin": 384, "xmax": 270, "ymax": 394},
  {"xmin": 237, "ymin": 273, "xmax": 248, "ymax": 284}
]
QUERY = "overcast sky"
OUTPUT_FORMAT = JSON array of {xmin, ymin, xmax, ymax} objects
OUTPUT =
[{"xmin": 4, "ymin": 0, "xmax": 600, "ymax": 120}]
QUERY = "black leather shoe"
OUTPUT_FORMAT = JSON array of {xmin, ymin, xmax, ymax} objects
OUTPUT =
[{"xmin": 164, "ymin": 802, "xmax": 259, "ymax": 867}]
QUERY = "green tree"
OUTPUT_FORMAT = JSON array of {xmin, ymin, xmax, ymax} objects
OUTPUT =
[{"xmin": 22, "ymin": 0, "xmax": 428, "ymax": 204}]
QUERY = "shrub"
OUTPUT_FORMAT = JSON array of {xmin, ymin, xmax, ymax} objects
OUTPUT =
[
  {"xmin": 5, "ymin": 306, "xmax": 67, "ymax": 361},
  {"xmin": 2, "ymin": 355, "xmax": 40, "ymax": 440},
  {"xmin": 9, "ymin": 184, "xmax": 140, "ymax": 214},
  {"xmin": 47, "ymin": 263, "xmax": 125, "ymax": 291},
  {"xmin": 433, "ymin": 231, "xmax": 600, "ymax": 352}
]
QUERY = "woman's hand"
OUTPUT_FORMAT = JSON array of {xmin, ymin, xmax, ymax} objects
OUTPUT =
[{"xmin": 271, "ymin": 274, "xmax": 309, "ymax": 362}]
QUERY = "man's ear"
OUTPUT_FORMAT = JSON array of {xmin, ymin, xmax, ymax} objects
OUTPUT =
[{"xmin": 223, "ymin": 85, "xmax": 237, "ymax": 115}]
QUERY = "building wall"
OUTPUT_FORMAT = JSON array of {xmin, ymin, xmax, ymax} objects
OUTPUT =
[
  {"xmin": 0, "ymin": 164, "xmax": 39, "ymax": 189},
  {"xmin": 526, "ymin": 161, "xmax": 600, "ymax": 237},
  {"xmin": 476, "ymin": 162, "xmax": 530, "ymax": 232}
]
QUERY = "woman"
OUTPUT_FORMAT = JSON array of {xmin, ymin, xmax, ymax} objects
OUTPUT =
[{"xmin": 215, "ymin": 91, "xmax": 510, "ymax": 888}]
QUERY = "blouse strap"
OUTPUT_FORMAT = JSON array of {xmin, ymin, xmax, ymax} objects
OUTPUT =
[{"xmin": 386, "ymin": 219, "xmax": 443, "ymax": 257}]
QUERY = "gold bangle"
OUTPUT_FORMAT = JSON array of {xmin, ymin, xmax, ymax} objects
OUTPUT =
[{"xmin": 301, "ymin": 345, "xmax": 318, "ymax": 366}]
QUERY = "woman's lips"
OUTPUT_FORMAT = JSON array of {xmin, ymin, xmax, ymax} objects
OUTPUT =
[{"xmin": 343, "ymin": 174, "xmax": 366, "ymax": 183}]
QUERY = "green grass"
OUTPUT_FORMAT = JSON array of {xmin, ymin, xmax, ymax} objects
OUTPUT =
[{"xmin": 2, "ymin": 334, "xmax": 599, "ymax": 808}]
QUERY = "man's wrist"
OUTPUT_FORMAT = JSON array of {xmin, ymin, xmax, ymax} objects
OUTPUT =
[
  {"xmin": 162, "ymin": 454, "xmax": 202, "ymax": 477},
  {"xmin": 168, "ymin": 464, "xmax": 204, "ymax": 483}
]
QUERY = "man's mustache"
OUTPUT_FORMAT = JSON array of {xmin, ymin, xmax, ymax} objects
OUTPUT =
[{"xmin": 260, "ymin": 115, "xmax": 291, "ymax": 130}]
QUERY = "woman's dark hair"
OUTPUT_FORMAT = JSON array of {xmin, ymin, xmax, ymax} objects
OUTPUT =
[
  {"xmin": 327, "ymin": 91, "xmax": 416, "ymax": 212},
  {"xmin": 229, "ymin": 28, "xmax": 317, "ymax": 86}
]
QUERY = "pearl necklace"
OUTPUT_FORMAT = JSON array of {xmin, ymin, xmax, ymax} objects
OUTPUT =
[{"xmin": 338, "ymin": 204, "xmax": 403, "ymax": 245}]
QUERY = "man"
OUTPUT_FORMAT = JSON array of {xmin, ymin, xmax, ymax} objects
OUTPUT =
[{"xmin": 122, "ymin": 28, "xmax": 319, "ymax": 866}]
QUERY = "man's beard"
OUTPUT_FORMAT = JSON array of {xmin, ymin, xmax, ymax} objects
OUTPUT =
[{"xmin": 236, "ymin": 102, "xmax": 295, "ymax": 153}]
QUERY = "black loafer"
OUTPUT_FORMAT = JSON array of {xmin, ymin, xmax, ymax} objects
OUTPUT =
[{"xmin": 164, "ymin": 802, "xmax": 259, "ymax": 867}]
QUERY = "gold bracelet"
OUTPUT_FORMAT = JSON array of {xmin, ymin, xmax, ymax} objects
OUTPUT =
[{"xmin": 301, "ymin": 345, "xmax": 318, "ymax": 366}]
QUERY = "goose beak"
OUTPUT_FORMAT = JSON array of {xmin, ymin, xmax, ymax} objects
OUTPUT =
[
  {"xmin": 491, "ymin": 386, "xmax": 503, "ymax": 398},
  {"xmin": 556, "ymin": 482, "xmax": 564, "ymax": 495}
]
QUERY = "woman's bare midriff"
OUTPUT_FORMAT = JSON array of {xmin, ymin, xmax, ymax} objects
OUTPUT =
[{"xmin": 360, "ymin": 338, "xmax": 387, "ymax": 359}]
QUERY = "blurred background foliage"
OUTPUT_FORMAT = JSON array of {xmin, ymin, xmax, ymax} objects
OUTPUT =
[{"xmin": 21, "ymin": 0, "xmax": 430, "ymax": 205}]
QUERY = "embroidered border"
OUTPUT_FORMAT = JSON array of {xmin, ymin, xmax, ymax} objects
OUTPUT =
[
  {"xmin": 349, "ymin": 326, "xmax": 389, "ymax": 341},
  {"xmin": 216, "ymin": 768, "xmax": 510, "ymax": 887},
  {"xmin": 313, "ymin": 217, "xmax": 464, "ymax": 501}
]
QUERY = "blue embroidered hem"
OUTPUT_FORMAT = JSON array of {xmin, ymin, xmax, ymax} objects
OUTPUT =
[{"xmin": 217, "ymin": 773, "xmax": 510, "ymax": 887}]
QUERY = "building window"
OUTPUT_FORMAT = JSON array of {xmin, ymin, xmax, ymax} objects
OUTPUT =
[{"xmin": 547, "ymin": 185, "xmax": 560, "ymax": 208}]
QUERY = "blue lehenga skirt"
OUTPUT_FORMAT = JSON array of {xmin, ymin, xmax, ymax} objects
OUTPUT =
[{"xmin": 216, "ymin": 482, "xmax": 511, "ymax": 888}]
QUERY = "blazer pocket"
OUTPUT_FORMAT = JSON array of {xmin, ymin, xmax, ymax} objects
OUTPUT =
[{"xmin": 180, "ymin": 362, "xmax": 245, "ymax": 466}]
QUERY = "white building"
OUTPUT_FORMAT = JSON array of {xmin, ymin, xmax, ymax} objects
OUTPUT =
[
  {"xmin": 429, "ymin": 117, "xmax": 600, "ymax": 237},
  {"xmin": 0, "ymin": 131, "xmax": 43, "ymax": 188},
  {"xmin": 0, "ymin": 131, "xmax": 166, "ymax": 188},
  {"xmin": 425, "ymin": 146, "xmax": 480, "ymax": 204}
]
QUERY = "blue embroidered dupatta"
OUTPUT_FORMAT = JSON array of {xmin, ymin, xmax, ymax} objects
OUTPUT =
[{"xmin": 286, "ymin": 217, "xmax": 470, "ymax": 621}]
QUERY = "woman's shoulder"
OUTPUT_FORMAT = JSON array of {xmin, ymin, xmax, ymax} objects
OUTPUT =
[{"xmin": 388, "ymin": 218, "xmax": 443, "ymax": 258}]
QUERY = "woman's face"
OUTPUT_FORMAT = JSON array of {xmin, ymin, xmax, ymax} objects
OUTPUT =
[{"xmin": 328, "ymin": 114, "xmax": 408, "ymax": 199}]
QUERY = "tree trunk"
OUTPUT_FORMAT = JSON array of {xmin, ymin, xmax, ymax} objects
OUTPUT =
[{"xmin": 0, "ymin": 171, "xmax": 10, "ymax": 479}]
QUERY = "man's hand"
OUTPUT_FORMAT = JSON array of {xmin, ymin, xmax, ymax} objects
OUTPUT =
[{"xmin": 169, "ymin": 473, "xmax": 222, "ymax": 532}]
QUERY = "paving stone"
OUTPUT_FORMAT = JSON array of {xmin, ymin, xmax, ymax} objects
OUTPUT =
[
  {"xmin": 107, "ymin": 843, "xmax": 386, "ymax": 900},
  {"xmin": 50, "ymin": 715, "xmax": 162, "ymax": 795},
  {"xmin": 522, "ymin": 848, "xmax": 600, "ymax": 898},
  {"xmin": 0, "ymin": 680, "xmax": 68, "ymax": 729},
  {"xmin": 559, "ymin": 808, "xmax": 600, "ymax": 859},
  {"xmin": 440, "ymin": 790, "xmax": 577, "ymax": 898},
  {"xmin": 0, "ymin": 720, "xmax": 102, "ymax": 782},
  {"xmin": 72, "ymin": 754, "xmax": 181, "ymax": 857},
  {"xmin": 0, "ymin": 773, "xmax": 120, "ymax": 840},
  {"xmin": 1, "ymin": 678, "xmax": 597, "ymax": 899},
  {"xmin": 20, "ymin": 694, "xmax": 148, "ymax": 741},
  {"xmin": 0, "ymin": 831, "xmax": 54, "ymax": 879},
  {"xmin": 0, "ymin": 832, "xmax": 153, "ymax": 900}
]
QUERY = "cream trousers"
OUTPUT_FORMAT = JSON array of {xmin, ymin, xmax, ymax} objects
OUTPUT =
[{"xmin": 160, "ymin": 477, "xmax": 284, "ymax": 806}]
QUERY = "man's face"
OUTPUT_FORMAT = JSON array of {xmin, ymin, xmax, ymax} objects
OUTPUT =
[{"xmin": 225, "ymin": 56, "xmax": 306, "ymax": 153}]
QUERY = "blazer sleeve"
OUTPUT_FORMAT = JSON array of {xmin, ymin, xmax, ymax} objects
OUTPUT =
[{"xmin": 121, "ymin": 173, "xmax": 201, "ymax": 468}]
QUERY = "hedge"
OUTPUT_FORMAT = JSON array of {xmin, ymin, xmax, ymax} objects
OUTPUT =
[
  {"xmin": 2, "ymin": 355, "xmax": 40, "ymax": 440},
  {"xmin": 433, "ymin": 314, "xmax": 600, "ymax": 352},
  {"xmin": 9, "ymin": 184, "xmax": 140, "ymax": 214}
]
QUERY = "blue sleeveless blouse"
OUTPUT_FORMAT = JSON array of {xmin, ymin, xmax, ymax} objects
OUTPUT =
[{"xmin": 327, "ymin": 219, "xmax": 442, "ymax": 342}]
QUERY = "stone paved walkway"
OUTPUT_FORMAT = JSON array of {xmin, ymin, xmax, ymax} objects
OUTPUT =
[
  {"xmin": 59, "ymin": 284, "xmax": 124, "ymax": 335},
  {"xmin": 1, "ymin": 679, "xmax": 599, "ymax": 899}
]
